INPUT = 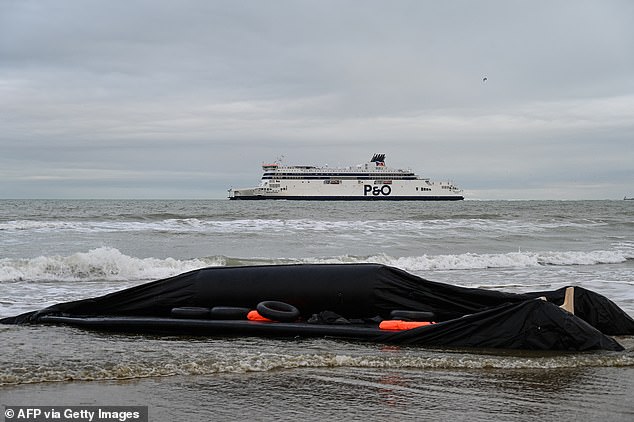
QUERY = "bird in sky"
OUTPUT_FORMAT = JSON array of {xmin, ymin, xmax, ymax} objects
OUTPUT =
[{"xmin": 482, "ymin": 76, "xmax": 488, "ymax": 82}]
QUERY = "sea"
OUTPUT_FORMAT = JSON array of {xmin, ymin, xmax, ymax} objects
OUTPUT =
[{"xmin": 1, "ymin": 199, "xmax": 633, "ymax": 421}]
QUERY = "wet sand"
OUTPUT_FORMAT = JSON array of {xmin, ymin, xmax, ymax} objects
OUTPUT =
[{"xmin": 3, "ymin": 365, "xmax": 633, "ymax": 421}]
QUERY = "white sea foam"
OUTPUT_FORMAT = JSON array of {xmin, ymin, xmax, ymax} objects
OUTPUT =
[
  {"xmin": 0, "ymin": 247, "xmax": 219, "ymax": 282},
  {"xmin": 0, "ymin": 217, "xmax": 610, "ymax": 235},
  {"xmin": 384, "ymin": 249, "xmax": 632, "ymax": 271},
  {"xmin": 2, "ymin": 347, "xmax": 633, "ymax": 385},
  {"xmin": 1, "ymin": 247, "xmax": 630, "ymax": 283},
  {"xmin": 302, "ymin": 249, "xmax": 632, "ymax": 272}
]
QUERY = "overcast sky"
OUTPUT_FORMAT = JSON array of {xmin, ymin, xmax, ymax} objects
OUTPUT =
[{"xmin": 1, "ymin": 0, "xmax": 633, "ymax": 199}]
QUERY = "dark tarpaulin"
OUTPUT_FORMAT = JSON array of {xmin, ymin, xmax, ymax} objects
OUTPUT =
[
  {"xmin": 2, "ymin": 264, "xmax": 633, "ymax": 351},
  {"xmin": 378, "ymin": 299, "xmax": 624, "ymax": 351},
  {"xmin": 537, "ymin": 285, "xmax": 634, "ymax": 336}
]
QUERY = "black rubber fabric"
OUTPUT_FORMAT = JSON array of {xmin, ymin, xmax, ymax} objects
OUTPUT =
[
  {"xmin": 210, "ymin": 306, "xmax": 250, "ymax": 320},
  {"xmin": 390, "ymin": 310, "xmax": 435, "ymax": 321},
  {"xmin": 170, "ymin": 307, "xmax": 211, "ymax": 319},
  {"xmin": 256, "ymin": 301, "xmax": 300, "ymax": 322},
  {"xmin": 3, "ymin": 263, "xmax": 633, "ymax": 351}
]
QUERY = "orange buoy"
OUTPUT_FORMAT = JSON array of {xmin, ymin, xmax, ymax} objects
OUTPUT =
[
  {"xmin": 247, "ymin": 310, "xmax": 273, "ymax": 322},
  {"xmin": 379, "ymin": 320, "xmax": 434, "ymax": 331}
]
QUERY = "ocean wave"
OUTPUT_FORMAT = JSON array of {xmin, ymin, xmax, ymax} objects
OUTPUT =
[
  {"xmin": 1, "ymin": 345, "xmax": 632, "ymax": 386},
  {"xmin": 0, "ymin": 217, "xmax": 612, "ymax": 235},
  {"xmin": 379, "ymin": 250, "xmax": 633, "ymax": 271},
  {"xmin": 0, "ymin": 247, "xmax": 631, "ymax": 283},
  {"xmin": 0, "ymin": 247, "xmax": 219, "ymax": 282},
  {"xmin": 287, "ymin": 249, "xmax": 633, "ymax": 272}
]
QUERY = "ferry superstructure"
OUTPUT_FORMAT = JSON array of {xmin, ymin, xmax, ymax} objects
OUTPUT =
[{"xmin": 228, "ymin": 154, "xmax": 464, "ymax": 200}]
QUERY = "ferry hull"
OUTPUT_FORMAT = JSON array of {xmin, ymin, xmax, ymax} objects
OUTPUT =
[{"xmin": 229, "ymin": 195, "xmax": 464, "ymax": 201}]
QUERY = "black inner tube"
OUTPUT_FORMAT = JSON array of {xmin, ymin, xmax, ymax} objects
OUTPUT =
[
  {"xmin": 389, "ymin": 310, "xmax": 436, "ymax": 321},
  {"xmin": 171, "ymin": 307, "xmax": 211, "ymax": 319},
  {"xmin": 257, "ymin": 301, "xmax": 300, "ymax": 322},
  {"xmin": 210, "ymin": 306, "xmax": 250, "ymax": 320}
]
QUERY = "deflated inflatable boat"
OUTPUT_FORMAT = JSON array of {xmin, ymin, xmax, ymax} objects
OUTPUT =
[{"xmin": 2, "ymin": 264, "xmax": 633, "ymax": 351}]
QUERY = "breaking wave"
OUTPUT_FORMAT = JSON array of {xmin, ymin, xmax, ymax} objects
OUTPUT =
[
  {"xmin": 0, "ymin": 247, "xmax": 215, "ymax": 282},
  {"xmin": 0, "ymin": 247, "xmax": 632, "ymax": 283},
  {"xmin": 369, "ymin": 249, "xmax": 633, "ymax": 271},
  {"xmin": 0, "ymin": 217, "xmax": 615, "ymax": 235}
]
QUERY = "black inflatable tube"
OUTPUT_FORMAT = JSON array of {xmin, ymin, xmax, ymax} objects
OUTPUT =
[
  {"xmin": 390, "ymin": 310, "xmax": 435, "ymax": 321},
  {"xmin": 171, "ymin": 307, "xmax": 211, "ymax": 319},
  {"xmin": 38, "ymin": 315, "xmax": 385, "ymax": 339},
  {"xmin": 257, "ymin": 301, "xmax": 300, "ymax": 322},
  {"xmin": 210, "ymin": 306, "xmax": 250, "ymax": 320}
]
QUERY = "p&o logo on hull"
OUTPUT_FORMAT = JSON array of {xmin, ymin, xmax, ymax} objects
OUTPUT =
[{"xmin": 363, "ymin": 185, "xmax": 392, "ymax": 196}]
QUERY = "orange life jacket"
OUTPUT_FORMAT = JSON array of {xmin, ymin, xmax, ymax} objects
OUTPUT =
[
  {"xmin": 379, "ymin": 320, "xmax": 434, "ymax": 330},
  {"xmin": 247, "ymin": 310, "xmax": 273, "ymax": 322}
]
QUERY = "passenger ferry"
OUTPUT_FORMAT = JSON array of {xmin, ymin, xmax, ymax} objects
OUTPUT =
[{"xmin": 228, "ymin": 154, "xmax": 464, "ymax": 200}]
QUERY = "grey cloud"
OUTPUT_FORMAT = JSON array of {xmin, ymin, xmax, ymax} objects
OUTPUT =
[{"xmin": 1, "ymin": 0, "xmax": 633, "ymax": 199}]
